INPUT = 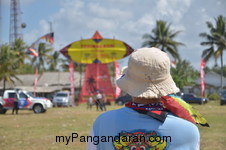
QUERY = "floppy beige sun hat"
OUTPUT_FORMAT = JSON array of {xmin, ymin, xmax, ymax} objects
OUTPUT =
[{"xmin": 116, "ymin": 47, "xmax": 180, "ymax": 98}]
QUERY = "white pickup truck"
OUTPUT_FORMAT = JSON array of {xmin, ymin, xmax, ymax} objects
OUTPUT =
[{"xmin": 0, "ymin": 89, "xmax": 53, "ymax": 114}]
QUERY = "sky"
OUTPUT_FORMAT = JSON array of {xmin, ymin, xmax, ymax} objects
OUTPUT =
[{"xmin": 1, "ymin": 0, "xmax": 226, "ymax": 70}]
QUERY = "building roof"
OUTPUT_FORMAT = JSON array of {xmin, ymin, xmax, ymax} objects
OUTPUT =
[
  {"xmin": 37, "ymin": 72, "xmax": 84, "ymax": 87},
  {"xmin": 195, "ymin": 71, "xmax": 226, "ymax": 87},
  {"xmin": 15, "ymin": 86, "xmax": 64, "ymax": 93},
  {"xmin": 0, "ymin": 73, "xmax": 36, "ymax": 89},
  {"xmin": 0, "ymin": 71, "xmax": 84, "ymax": 92}
]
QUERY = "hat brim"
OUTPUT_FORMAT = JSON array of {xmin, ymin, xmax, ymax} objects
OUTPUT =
[{"xmin": 116, "ymin": 68, "xmax": 180, "ymax": 98}]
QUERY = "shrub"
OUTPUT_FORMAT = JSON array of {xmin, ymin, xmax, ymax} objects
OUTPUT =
[{"xmin": 207, "ymin": 93, "xmax": 220, "ymax": 101}]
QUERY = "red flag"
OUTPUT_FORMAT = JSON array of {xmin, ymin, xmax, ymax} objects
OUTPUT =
[
  {"xmin": 40, "ymin": 32, "xmax": 54, "ymax": 44},
  {"xmin": 34, "ymin": 68, "xmax": 38, "ymax": 96},
  {"xmin": 171, "ymin": 60, "xmax": 176, "ymax": 68},
  {"xmin": 27, "ymin": 32, "xmax": 54, "ymax": 57},
  {"xmin": 114, "ymin": 61, "xmax": 121, "ymax": 98},
  {"xmin": 27, "ymin": 47, "xmax": 38, "ymax": 57},
  {"xmin": 69, "ymin": 61, "xmax": 75, "ymax": 97},
  {"xmin": 200, "ymin": 59, "xmax": 206, "ymax": 97}
]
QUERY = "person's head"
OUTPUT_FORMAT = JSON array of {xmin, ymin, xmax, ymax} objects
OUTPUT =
[{"xmin": 116, "ymin": 47, "xmax": 179, "ymax": 103}]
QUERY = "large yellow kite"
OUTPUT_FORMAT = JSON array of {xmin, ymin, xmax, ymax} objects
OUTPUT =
[{"xmin": 60, "ymin": 31, "xmax": 134, "ymax": 64}]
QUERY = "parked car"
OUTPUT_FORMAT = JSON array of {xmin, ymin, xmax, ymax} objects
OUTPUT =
[
  {"xmin": 0, "ymin": 89, "xmax": 52, "ymax": 114},
  {"xmin": 220, "ymin": 90, "xmax": 226, "ymax": 105},
  {"xmin": 52, "ymin": 91, "xmax": 72, "ymax": 107},
  {"xmin": 182, "ymin": 93, "xmax": 208, "ymax": 104},
  {"xmin": 176, "ymin": 92, "xmax": 184, "ymax": 97},
  {"xmin": 115, "ymin": 94, "xmax": 132, "ymax": 105}
]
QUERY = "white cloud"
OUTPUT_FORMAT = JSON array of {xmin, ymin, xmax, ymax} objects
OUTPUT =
[
  {"xmin": 156, "ymin": 0, "xmax": 192, "ymax": 22},
  {"xmin": 87, "ymin": 18, "xmax": 116, "ymax": 30},
  {"xmin": 108, "ymin": 0, "xmax": 136, "ymax": 3},
  {"xmin": 23, "ymin": 19, "xmax": 51, "ymax": 46},
  {"xmin": 45, "ymin": 0, "xmax": 138, "ymax": 49},
  {"xmin": 88, "ymin": 3, "xmax": 132, "ymax": 20},
  {"xmin": 22, "ymin": 0, "xmax": 224, "ymax": 69},
  {"xmin": 59, "ymin": 0, "xmax": 84, "ymax": 10}
]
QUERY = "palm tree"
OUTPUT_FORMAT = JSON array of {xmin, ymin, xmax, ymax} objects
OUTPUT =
[
  {"xmin": 142, "ymin": 20, "xmax": 184, "ymax": 60},
  {"xmin": 48, "ymin": 51, "xmax": 63, "ymax": 71},
  {"xmin": 171, "ymin": 60, "xmax": 198, "ymax": 89},
  {"xmin": 31, "ymin": 43, "xmax": 53, "ymax": 71},
  {"xmin": 60, "ymin": 59, "xmax": 70, "ymax": 72},
  {"xmin": 13, "ymin": 38, "xmax": 29, "ymax": 69},
  {"xmin": 60, "ymin": 59, "xmax": 86, "ymax": 72},
  {"xmin": 0, "ymin": 44, "xmax": 21, "ymax": 91},
  {"xmin": 200, "ymin": 15, "xmax": 226, "ymax": 89}
]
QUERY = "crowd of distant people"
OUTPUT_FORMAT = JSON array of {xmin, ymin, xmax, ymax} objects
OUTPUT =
[{"xmin": 87, "ymin": 91, "xmax": 107, "ymax": 111}]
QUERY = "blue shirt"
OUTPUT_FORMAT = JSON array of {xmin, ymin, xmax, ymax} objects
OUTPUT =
[{"xmin": 87, "ymin": 107, "xmax": 200, "ymax": 150}]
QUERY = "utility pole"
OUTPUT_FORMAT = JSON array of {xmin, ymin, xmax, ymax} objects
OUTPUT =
[{"xmin": 49, "ymin": 21, "xmax": 53, "ymax": 33}]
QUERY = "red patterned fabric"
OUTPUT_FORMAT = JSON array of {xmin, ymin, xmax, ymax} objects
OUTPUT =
[{"xmin": 79, "ymin": 64, "xmax": 115, "ymax": 103}]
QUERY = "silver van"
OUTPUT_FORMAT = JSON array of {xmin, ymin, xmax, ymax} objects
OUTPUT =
[{"xmin": 52, "ymin": 91, "xmax": 72, "ymax": 107}]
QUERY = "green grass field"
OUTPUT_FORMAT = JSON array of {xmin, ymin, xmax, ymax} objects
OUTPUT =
[{"xmin": 0, "ymin": 101, "xmax": 226, "ymax": 150}]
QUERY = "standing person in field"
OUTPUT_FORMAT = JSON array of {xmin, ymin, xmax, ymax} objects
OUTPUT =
[
  {"xmin": 12, "ymin": 89, "xmax": 20, "ymax": 115},
  {"xmin": 101, "ymin": 93, "xmax": 107, "ymax": 111},
  {"xmin": 95, "ymin": 91, "xmax": 103, "ymax": 111},
  {"xmin": 87, "ymin": 47, "xmax": 209, "ymax": 150},
  {"xmin": 87, "ymin": 96, "xmax": 93, "ymax": 110}
]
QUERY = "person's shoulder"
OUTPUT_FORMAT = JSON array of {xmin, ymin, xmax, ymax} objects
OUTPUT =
[
  {"xmin": 101, "ymin": 107, "xmax": 125, "ymax": 116},
  {"xmin": 94, "ymin": 108, "xmax": 125, "ymax": 122},
  {"xmin": 166, "ymin": 113, "xmax": 199, "ymax": 131},
  {"xmin": 164, "ymin": 114, "xmax": 200, "ymax": 149}
]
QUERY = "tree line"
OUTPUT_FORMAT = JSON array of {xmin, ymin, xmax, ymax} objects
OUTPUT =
[
  {"xmin": 142, "ymin": 15, "xmax": 226, "ymax": 89},
  {"xmin": 0, "ymin": 15, "xmax": 226, "ymax": 90}
]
